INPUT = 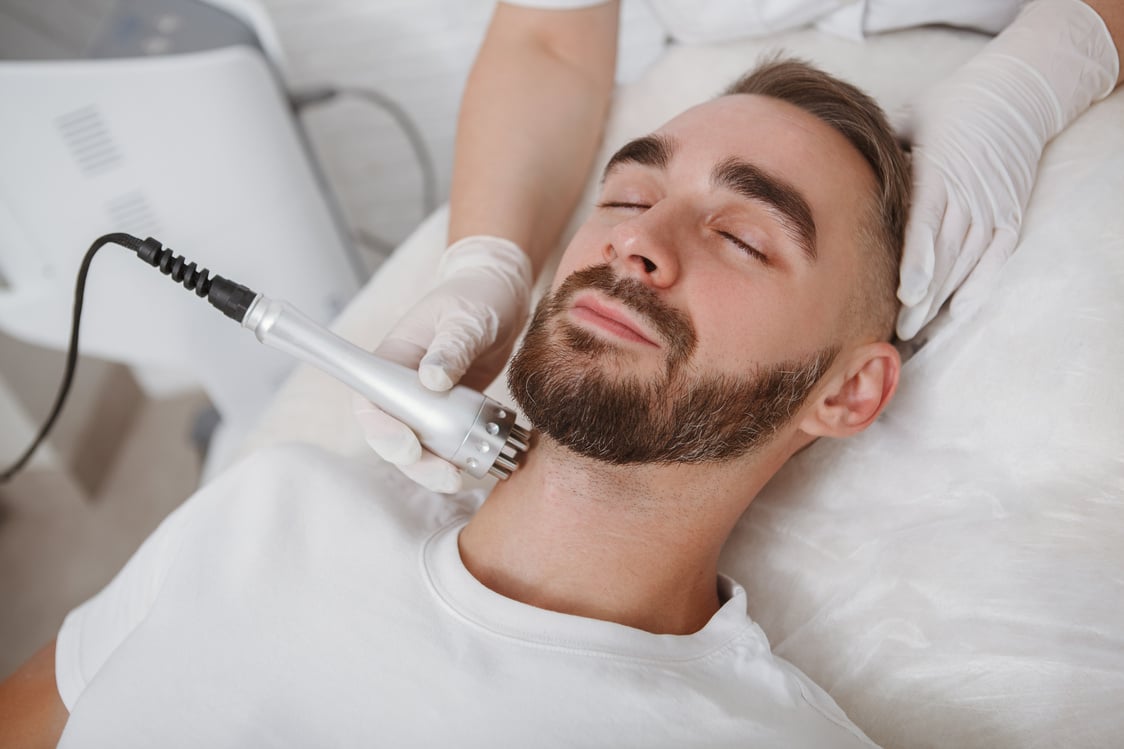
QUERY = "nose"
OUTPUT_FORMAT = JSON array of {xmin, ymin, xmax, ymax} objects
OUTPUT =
[{"xmin": 602, "ymin": 204, "xmax": 681, "ymax": 288}]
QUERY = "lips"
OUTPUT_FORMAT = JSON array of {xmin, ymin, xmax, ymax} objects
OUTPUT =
[{"xmin": 569, "ymin": 293, "xmax": 660, "ymax": 347}]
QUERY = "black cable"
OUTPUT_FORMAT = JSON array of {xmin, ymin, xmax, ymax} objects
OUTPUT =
[
  {"xmin": 1, "ymin": 234, "xmax": 256, "ymax": 485},
  {"xmin": 1, "ymin": 233, "xmax": 141, "ymax": 484}
]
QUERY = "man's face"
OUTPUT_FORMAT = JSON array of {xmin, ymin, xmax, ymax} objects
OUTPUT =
[{"xmin": 508, "ymin": 94, "xmax": 878, "ymax": 463}]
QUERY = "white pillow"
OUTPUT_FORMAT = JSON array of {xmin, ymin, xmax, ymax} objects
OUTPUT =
[{"xmin": 647, "ymin": 30, "xmax": 1124, "ymax": 749}]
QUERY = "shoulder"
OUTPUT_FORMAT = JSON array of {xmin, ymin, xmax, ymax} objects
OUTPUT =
[{"xmin": 693, "ymin": 577, "xmax": 881, "ymax": 746}]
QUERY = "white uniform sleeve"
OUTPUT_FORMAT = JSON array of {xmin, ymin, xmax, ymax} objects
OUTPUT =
[{"xmin": 53, "ymin": 472, "xmax": 221, "ymax": 710}]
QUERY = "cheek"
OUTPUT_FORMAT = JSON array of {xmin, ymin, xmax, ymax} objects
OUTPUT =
[
  {"xmin": 689, "ymin": 274, "xmax": 824, "ymax": 371},
  {"xmin": 552, "ymin": 222, "xmax": 608, "ymax": 289}
]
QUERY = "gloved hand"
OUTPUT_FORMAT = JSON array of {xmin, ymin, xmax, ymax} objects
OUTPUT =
[
  {"xmin": 353, "ymin": 235, "xmax": 533, "ymax": 492},
  {"xmin": 895, "ymin": 0, "xmax": 1119, "ymax": 340}
]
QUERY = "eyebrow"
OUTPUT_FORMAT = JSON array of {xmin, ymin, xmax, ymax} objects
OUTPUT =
[
  {"xmin": 602, "ymin": 134, "xmax": 677, "ymax": 178},
  {"xmin": 712, "ymin": 157, "xmax": 818, "ymax": 263},
  {"xmin": 602, "ymin": 135, "xmax": 819, "ymax": 263}
]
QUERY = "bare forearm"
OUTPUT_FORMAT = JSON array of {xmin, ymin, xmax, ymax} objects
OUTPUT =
[
  {"xmin": 1084, "ymin": 0, "xmax": 1124, "ymax": 84},
  {"xmin": 0, "ymin": 639, "xmax": 69, "ymax": 747},
  {"xmin": 448, "ymin": 2, "xmax": 619, "ymax": 276}
]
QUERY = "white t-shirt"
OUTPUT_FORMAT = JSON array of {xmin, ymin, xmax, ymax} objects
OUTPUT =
[
  {"xmin": 56, "ymin": 444, "xmax": 878, "ymax": 748},
  {"xmin": 506, "ymin": 0, "xmax": 1026, "ymax": 40}
]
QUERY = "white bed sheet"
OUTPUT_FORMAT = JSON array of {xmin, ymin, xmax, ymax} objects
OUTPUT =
[{"xmin": 237, "ymin": 27, "xmax": 1124, "ymax": 749}]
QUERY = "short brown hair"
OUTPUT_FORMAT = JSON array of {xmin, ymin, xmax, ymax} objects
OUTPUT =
[{"xmin": 724, "ymin": 57, "xmax": 910, "ymax": 340}]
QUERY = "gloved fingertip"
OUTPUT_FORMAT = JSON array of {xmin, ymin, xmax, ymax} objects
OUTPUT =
[
  {"xmin": 897, "ymin": 269, "xmax": 930, "ymax": 306},
  {"xmin": 427, "ymin": 471, "xmax": 463, "ymax": 495},
  {"xmin": 418, "ymin": 362, "xmax": 455, "ymax": 392},
  {"xmin": 353, "ymin": 409, "xmax": 423, "ymax": 465},
  {"xmin": 373, "ymin": 437, "xmax": 423, "ymax": 467},
  {"xmin": 895, "ymin": 306, "xmax": 924, "ymax": 342},
  {"xmin": 898, "ymin": 229, "xmax": 938, "ymax": 306},
  {"xmin": 990, "ymin": 226, "xmax": 1020, "ymax": 261},
  {"xmin": 399, "ymin": 458, "xmax": 463, "ymax": 494},
  {"xmin": 420, "ymin": 329, "xmax": 477, "ymax": 391}
]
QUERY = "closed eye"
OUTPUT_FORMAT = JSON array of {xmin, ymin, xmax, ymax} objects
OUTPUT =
[
  {"xmin": 596, "ymin": 201, "xmax": 649, "ymax": 211},
  {"xmin": 717, "ymin": 230, "xmax": 768, "ymax": 264}
]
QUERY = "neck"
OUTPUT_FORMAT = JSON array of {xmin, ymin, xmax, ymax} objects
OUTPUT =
[{"xmin": 458, "ymin": 435, "xmax": 787, "ymax": 635}]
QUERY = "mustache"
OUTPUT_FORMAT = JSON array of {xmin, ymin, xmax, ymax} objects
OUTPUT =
[{"xmin": 545, "ymin": 264, "xmax": 697, "ymax": 367}]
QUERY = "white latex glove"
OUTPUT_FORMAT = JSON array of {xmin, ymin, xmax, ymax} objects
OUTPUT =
[
  {"xmin": 353, "ymin": 235, "xmax": 533, "ymax": 493},
  {"xmin": 895, "ymin": 0, "xmax": 1119, "ymax": 340}
]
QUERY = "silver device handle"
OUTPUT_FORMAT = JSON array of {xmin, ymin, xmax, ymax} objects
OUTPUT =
[{"xmin": 242, "ymin": 296, "xmax": 529, "ymax": 479}]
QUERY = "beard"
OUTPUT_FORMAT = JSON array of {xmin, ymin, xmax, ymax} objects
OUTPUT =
[{"xmin": 507, "ymin": 264, "xmax": 838, "ymax": 464}]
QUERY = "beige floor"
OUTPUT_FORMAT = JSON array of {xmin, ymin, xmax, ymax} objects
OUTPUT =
[{"xmin": 0, "ymin": 391, "xmax": 209, "ymax": 677}]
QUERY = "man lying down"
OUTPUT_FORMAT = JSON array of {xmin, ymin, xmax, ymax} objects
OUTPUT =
[{"xmin": 1, "ymin": 58, "xmax": 909, "ymax": 747}]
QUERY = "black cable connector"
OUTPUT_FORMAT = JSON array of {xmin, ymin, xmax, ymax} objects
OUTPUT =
[
  {"xmin": 135, "ymin": 237, "xmax": 258, "ymax": 321},
  {"xmin": 1, "ymin": 233, "xmax": 258, "ymax": 485},
  {"xmin": 206, "ymin": 277, "xmax": 258, "ymax": 322}
]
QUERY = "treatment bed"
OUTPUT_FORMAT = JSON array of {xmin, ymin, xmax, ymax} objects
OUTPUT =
[{"xmin": 235, "ymin": 25, "xmax": 1124, "ymax": 749}]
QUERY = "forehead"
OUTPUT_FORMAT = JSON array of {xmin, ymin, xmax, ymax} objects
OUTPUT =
[{"xmin": 646, "ymin": 94, "xmax": 877, "ymax": 244}]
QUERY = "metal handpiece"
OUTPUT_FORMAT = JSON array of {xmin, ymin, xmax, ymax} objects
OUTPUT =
[{"xmin": 241, "ymin": 295, "xmax": 530, "ymax": 479}]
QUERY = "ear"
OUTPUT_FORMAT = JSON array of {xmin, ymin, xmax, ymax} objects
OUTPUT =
[{"xmin": 798, "ymin": 341, "xmax": 900, "ymax": 439}]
